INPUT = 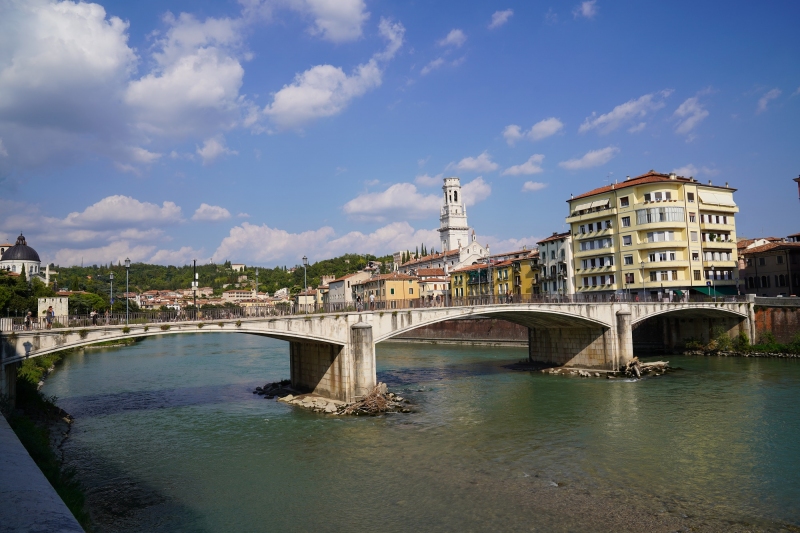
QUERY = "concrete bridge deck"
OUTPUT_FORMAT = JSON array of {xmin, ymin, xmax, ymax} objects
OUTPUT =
[{"xmin": 1, "ymin": 301, "xmax": 754, "ymax": 405}]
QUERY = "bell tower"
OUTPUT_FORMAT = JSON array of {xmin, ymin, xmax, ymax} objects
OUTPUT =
[{"xmin": 438, "ymin": 177, "xmax": 470, "ymax": 252}]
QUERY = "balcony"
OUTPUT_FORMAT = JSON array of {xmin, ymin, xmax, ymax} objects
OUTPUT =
[{"xmin": 566, "ymin": 205, "xmax": 616, "ymax": 224}]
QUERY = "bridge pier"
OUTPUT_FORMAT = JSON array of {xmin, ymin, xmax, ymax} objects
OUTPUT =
[
  {"xmin": 0, "ymin": 362, "xmax": 17, "ymax": 409},
  {"xmin": 527, "ymin": 307, "xmax": 633, "ymax": 371},
  {"xmin": 289, "ymin": 323, "xmax": 376, "ymax": 403}
]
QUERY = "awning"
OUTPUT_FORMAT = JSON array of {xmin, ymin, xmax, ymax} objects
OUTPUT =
[
  {"xmin": 590, "ymin": 198, "xmax": 610, "ymax": 209},
  {"xmin": 699, "ymin": 191, "xmax": 736, "ymax": 207},
  {"xmin": 572, "ymin": 202, "xmax": 592, "ymax": 212},
  {"xmin": 693, "ymin": 286, "xmax": 738, "ymax": 297},
  {"xmin": 674, "ymin": 289, "xmax": 684, "ymax": 297}
]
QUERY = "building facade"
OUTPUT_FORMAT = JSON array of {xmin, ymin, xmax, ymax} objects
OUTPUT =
[
  {"xmin": 327, "ymin": 271, "xmax": 373, "ymax": 309},
  {"xmin": 0, "ymin": 234, "xmax": 42, "ymax": 278},
  {"xmin": 738, "ymin": 241, "xmax": 800, "ymax": 297},
  {"xmin": 352, "ymin": 273, "xmax": 418, "ymax": 308},
  {"xmin": 566, "ymin": 171, "xmax": 739, "ymax": 300},
  {"xmin": 537, "ymin": 232, "xmax": 575, "ymax": 296}
]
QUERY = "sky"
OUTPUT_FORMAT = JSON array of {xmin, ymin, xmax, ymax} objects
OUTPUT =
[{"xmin": 1, "ymin": 0, "xmax": 798, "ymax": 268}]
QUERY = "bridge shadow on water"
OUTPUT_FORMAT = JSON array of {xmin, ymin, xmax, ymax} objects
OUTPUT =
[{"xmin": 377, "ymin": 357, "xmax": 524, "ymax": 389}]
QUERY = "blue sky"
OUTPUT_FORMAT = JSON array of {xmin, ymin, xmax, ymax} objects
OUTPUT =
[{"xmin": 1, "ymin": 0, "xmax": 798, "ymax": 267}]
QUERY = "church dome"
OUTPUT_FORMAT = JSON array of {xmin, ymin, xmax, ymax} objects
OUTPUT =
[{"xmin": 1, "ymin": 234, "xmax": 40, "ymax": 262}]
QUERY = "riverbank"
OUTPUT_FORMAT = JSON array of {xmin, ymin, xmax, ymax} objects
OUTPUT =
[{"xmin": 2, "ymin": 350, "xmax": 91, "ymax": 530}]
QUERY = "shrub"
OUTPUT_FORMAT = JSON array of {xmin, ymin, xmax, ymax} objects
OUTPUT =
[
  {"xmin": 711, "ymin": 326, "xmax": 732, "ymax": 352},
  {"xmin": 218, "ymin": 322, "xmax": 225, "ymax": 328},
  {"xmin": 160, "ymin": 324, "xmax": 170, "ymax": 331},
  {"xmin": 733, "ymin": 331, "xmax": 750, "ymax": 352},
  {"xmin": 197, "ymin": 322, "xmax": 205, "ymax": 329},
  {"xmin": 122, "ymin": 326, "xmax": 131, "ymax": 334},
  {"xmin": 235, "ymin": 320, "xmax": 242, "ymax": 327},
  {"xmin": 143, "ymin": 326, "xmax": 150, "ymax": 332},
  {"xmin": 78, "ymin": 329, "xmax": 89, "ymax": 339}
]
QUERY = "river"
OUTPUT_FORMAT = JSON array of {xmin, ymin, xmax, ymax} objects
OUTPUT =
[{"xmin": 42, "ymin": 334, "xmax": 800, "ymax": 532}]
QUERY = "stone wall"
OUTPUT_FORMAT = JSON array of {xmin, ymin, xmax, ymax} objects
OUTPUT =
[
  {"xmin": 391, "ymin": 318, "xmax": 528, "ymax": 345},
  {"xmin": 528, "ymin": 327, "xmax": 615, "ymax": 369},
  {"xmin": 289, "ymin": 341, "xmax": 349, "ymax": 401},
  {"xmin": 754, "ymin": 306, "xmax": 800, "ymax": 343},
  {"xmin": 632, "ymin": 315, "xmax": 745, "ymax": 354}
]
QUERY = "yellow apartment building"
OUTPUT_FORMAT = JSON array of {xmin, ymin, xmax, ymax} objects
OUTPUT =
[
  {"xmin": 566, "ymin": 171, "xmax": 739, "ymax": 300},
  {"xmin": 352, "ymin": 273, "xmax": 418, "ymax": 308}
]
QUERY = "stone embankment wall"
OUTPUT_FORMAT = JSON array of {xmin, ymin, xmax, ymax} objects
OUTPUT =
[
  {"xmin": 754, "ymin": 306, "xmax": 800, "ymax": 343},
  {"xmin": 389, "ymin": 318, "xmax": 528, "ymax": 346},
  {"xmin": 632, "ymin": 315, "xmax": 745, "ymax": 355}
]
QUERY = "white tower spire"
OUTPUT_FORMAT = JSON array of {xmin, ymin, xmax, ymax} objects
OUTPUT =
[{"xmin": 438, "ymin": 177, "xmax": 470, "ymax": 252}]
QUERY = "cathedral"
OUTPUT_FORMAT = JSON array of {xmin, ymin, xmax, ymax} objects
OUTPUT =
[
  {"xmin": 0, "ymin": 234, "xmax": 43, "ymax": 279},
  {"xmin": 396, "ymin": 177, "xmax": 489, "ymax": 274}
]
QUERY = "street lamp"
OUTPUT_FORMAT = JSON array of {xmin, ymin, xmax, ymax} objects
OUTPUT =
[
  {"xmin": 192, "ymin": 259, "xmax": 198, "ymax": 320},
  {"xmin": 302, "ymin": 255, "xmax": 308, "ymax": 313},
  {"xmin": 640, "ymin": 261, "xmax": 645, "ymax": 302},
  {"xmin": 125, "ymin": 257, "xmax": 130, "ymax": 325},
  {"xmin": 711, "ymin": 265, "xmax": 716, "ymax": 303},
  {"xmin": 109, "ymin": 272, "xmax": 114, "ymax": 321}
]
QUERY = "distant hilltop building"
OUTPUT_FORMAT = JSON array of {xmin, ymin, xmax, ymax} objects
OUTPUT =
[
  {"xmin": 0, "ymin": 233, "xmax": 46, "ymax": 281},
  {"xmin": 396, "ymin": 176, "xmax": 489, "ymax": 275}
]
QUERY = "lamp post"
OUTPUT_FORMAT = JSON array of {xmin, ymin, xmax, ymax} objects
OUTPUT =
[
  {"xmin": 125, "ymin": 258, "xmax": 130, "ymax": 325},
  {"xmin": 109, "ymin": 272, "xmax": 114, "ymax": 321},
  {"xmin": 302, "ymin": 255, "xmax": 308, "ymax": 313},
  {"xmin": 192, "ymin": 259, "xmax": 198, "ymax": 320},
  {"xmin": 640, "ymin": 261, "xmax": 645, "ymax": 301},
  {"xmin": 711, "ymin": 265, "xmax": 716, "ymax": 303}
]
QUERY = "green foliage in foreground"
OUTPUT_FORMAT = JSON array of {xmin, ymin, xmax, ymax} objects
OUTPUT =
[
  {"xmin": 687, "ymin": 328, "xmax": 800, "ymax": 355},
  {"xmin": 4, "ymin": 352, "xmax": 91, "ymax": 529}
]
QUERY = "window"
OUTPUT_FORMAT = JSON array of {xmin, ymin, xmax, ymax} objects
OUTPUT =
[
  {"xmin": 590, "ymin": 258, "xmax": 597, "ymax": 268},
  {"xmin": 551, "ymin": 251, "xmax": 556, "ymax": 260},
  {"xmin": 777, "ymin": 255, "xmax": 784, "ymax": 264},
  {"xmin": 672, "ymin": 270, "xmax": 678, "ymax": 281},
  {"xmin": 687, "ymin": 192, "xmax": 695, "ymax": 202},
  {"xmin": 644, "ymin": 193, "xmax": 652, "ymax": 202},
  {"xmin": 665, "ymin": 191, "xmax": 672, "ymax": 201},
  {"xmin": 624, "ymin": 255, "xmax": 633, "ymax": 265},
  {"xmin": 582, "ymin": 259, "xmax": 588, "ymax": 270},
  {"xmin": 623, "ymin": 235, "xmax": 632, "ymax": 246},
  {"xmin": 390, "ymin": 288, "xmax": 395, "ymax": 295},
  {"xmin": 588, "ymin": 223, "xmax": 594, "ymax": 232},
  {"xmin": 454, "ymin": 191, "xmax": 457, "ymax": 202},
  {"xmin": 592, "ymin": 276, "xmax": 597, "ymax": 286},
  {"xmin": 636, "ymin": 207, "xmax": 685, "ymax": 224},
  {"xmin": 605, "ymin": 220, "xmax": 612, "ymax": 229},
  {"xmin": 620, "ymin": 196, "xmax": 629, "ymax": 207},
  {"xmin": 622, "ymin": 216, "xmax": 631, "ymax": 227},
  {"xmin": 600, "ymin": 275, "xmax": 606, "ymax": 285},
  {"xmin": 654, "ymin": 191, "xmax": 663, "ymax": 201},
  {"xmin": 409, "ymin": 287, "xmax": 414, "ymax": 294},
  {"xmin": 583, "ymin": 277, "xmax": 589, "ymax": 287},
  {"xmin": 689, "ymin": 212, "xmax": 696, "ymax": 223},
  {"xmin": 580, "ymin": 225, "xmax": 586, "ymax": 234},
  {"xmin": 723, "ymin": 216, "xmax": 728, "ymax": 224},
  {"xmin": 694, "ymin": 270, "xmax": 701, "ymax": 281},
  {"xmin": 759, "ymin": 258, "xmax": 766, "ymax": 266},
  {"xmin": 650, "ymin": 272, "xmax": 657, "ymax": 282},
  {"xmin": 625, "ymin": 273, "xmax": 634, "ymax": 283},
  {"xmin": 690, "ymin": 231, "xmax": 698, "ymax": 242},
  {"xmin": 646, "ymin": 231, "xmax": 674, "ymax": 243}
]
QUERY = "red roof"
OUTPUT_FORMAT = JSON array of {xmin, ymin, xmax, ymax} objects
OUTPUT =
[
  {"xmin": 355, "ymin": 272, "xmax": 417, "ymax": 282},
  {"xmin": 450, "ymin": 263, "xmax": 486, "ymax": 274},
  {"xmin": 537, "ymin": 231, "xmax": 571, "ymax": 244},
  {"xmin": 740, "ymin": 242, "xmax": 800, "ymax": 255},
  {"xmin": 569, "ymin": 170, "xmax": 737, "ymax": 202},
  {"xmin": 401, "ymin": 249, "xmax": 459, "ymax": 267},
  {"xmin": 416, "ymin": 268, "xmax": 445, "ymax": 277}
]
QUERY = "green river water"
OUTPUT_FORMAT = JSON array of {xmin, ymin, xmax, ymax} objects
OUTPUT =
[{"xmin": 42, "ymin": 334, "xmax": 800, "ymax": 532}]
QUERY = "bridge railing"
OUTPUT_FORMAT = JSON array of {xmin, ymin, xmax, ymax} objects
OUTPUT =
[{"xmin": 0, "ymin": 293, "xmax": 751, "ymax": 333}]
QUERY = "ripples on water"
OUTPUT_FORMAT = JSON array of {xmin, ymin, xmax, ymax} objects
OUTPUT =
[{"xmin": 42, "ymin": 334, "xmax": 800, "ymax": 532}]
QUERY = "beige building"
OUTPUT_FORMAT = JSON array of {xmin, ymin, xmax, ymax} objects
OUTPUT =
[
  {"xmin": 566, "ymin": 171, "xmax": 739, "ymax": 300},
  {"xmin": 352, "ymin": 273, "xmax": 418, "ymax": 309}
]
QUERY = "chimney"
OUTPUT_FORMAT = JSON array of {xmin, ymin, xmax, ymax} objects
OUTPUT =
[
  {"xmin": 570, "ymin": 193, "xmax": 574, "ymax": 199},
  {"xmin": 725, "ymin": 182, "xmax": 729, "ymax": 188},
  {"xmin": 626, "ymin": 175, "xmax": 630, "ymax": 180},
  {"xmin": 708, "ymin": 180, "xmax": 712, "ymax": 185},
  {"xmin": 669, "ymin": 172, "xmax": 676, "ymax": 180}
]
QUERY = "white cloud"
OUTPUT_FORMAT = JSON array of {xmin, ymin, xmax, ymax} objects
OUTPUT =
[
  {"xmin": 420, "ymin": 58, "xmax": 445, "ymax": 76},
  {"xmin": 488, "ymin": 9, "xmax": 513, "ymax": 29},
  {"xmin": 504, "ymin": 118, "xmax": 564, "ymax": 146},
  {"xmin": 461, "ymin": 177, "xmax": 492, "ymax": 206},
  {"xmin": 63, "ymin": 196, "xmax": 183, "ymax": 228},
  {"xmin": 671, "ymin": 164, "xmax": 718, "ymax": 178},
  {"xmin": 579, "ymin": 90, "xmax": 672, "ymax": 134},
  {"xmin": 757, "ymin": 88, "xmax": 781, "ymax": 114},
  {"xmin": 628, "ymin": 122, "xmax": 646, "ymax": 133},
  {"xmin": 450, "ymin": 151, "xmax": 498, "ymax": 173},
  {"xmin": 0, "ymin": 139, "xmax": 7, "ymax": 157},
  {"xmin": 212, "ymin": 220, "xmax": 441, "ymax": 263},
  {"xmin": 522, "ymin": 181, "xmax": 547, "ymax": 192},
  {"xmin": 673, "ymin": 97, "xmax": 709, "ymax": 135},
  {"xmin": 148, "ymin": 246, "xmax": 204, "ymax": 265},
  {"xmin": 559, "ymin": 146, "xmax": 619, "ymax": 170},
  {"xmin": 237, "ymin": 212, "xmax": 251, "ymax": 218},
  {"xmin": 793, "ymin": 86, "xmax": 800, "ymax": 97},
  {"xmin": 298, "ymin": 0, "xmax": 369, "ymax": 43},
  {"xmin": 573, "ymin": 0, "xmax": 598, "ymax": 19},
  {"xmin": 196, "ymin": 136, "xmax": 238, "ymax": 164},
  {"xmin": 438, "ymin": 29, "xmax": 466, "ymax": 48},
  {"xmin": 54, "ymin": 241, "xmax": 157, "ymax": 267},
  {"xmin": 212, "ymin": 222, "xmax": 336, "ymax": 263},
  {"xmin": 502, "ymin": 154, "xmax": 545, "ymax": 176},
  {"xmin": 342, "ymin": 182, "xmax": 442, "ymax": 220},
  {"xmin": 484, "ymin": 235, "xmax": 541, "ymax": 255},
  {"xmin": 415, "ymin": 173, "xmax": 443, "ymax": 187},
  {"xmin": 264, "ymin": 18, "xmax": 404, "ymax": 129},
  {"xmin": 192, "ymin": 203, "xmax": 232, "ymax": 221}
]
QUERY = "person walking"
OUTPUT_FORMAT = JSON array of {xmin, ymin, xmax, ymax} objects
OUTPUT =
[
  {"xmin": 24, "ymin": 311, "xmax": 32, "ymax": 331},
  {"xmin": 369, "ymin": 293, "xmax": 375, "ymax": 311},
  {"xmin": 46, "ymin": 306, "xmax": 54, "ymax": 329},
  {"xmin": 91, "ymin": 309, "xmax": 98, "ymax": 326},
  {"xmin": 356, "ymin": 295, "xmax": 362, "ymax": 312}
]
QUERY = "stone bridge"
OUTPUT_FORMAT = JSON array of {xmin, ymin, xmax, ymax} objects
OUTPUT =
[{"xmin": 0, "ymin": 301, "xmax": 753, "ymax": 405}]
